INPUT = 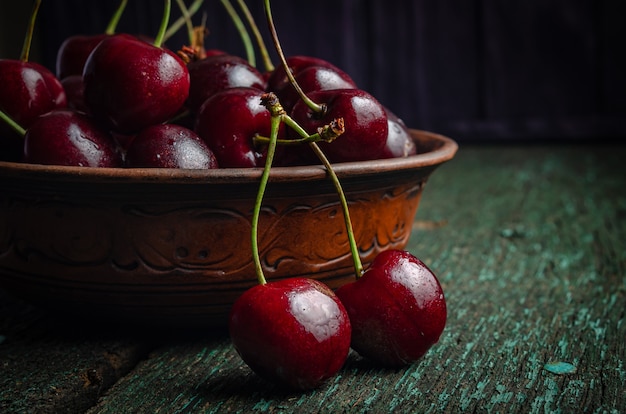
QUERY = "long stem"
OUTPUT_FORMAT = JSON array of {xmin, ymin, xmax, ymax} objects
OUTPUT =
[
  {"xmin": 0, "ymin": 109, "xmax": 26, "ymax": 137},
  {"xmin": 19, "ymin": 0, "xmax": 42, "ymax": 62},
  {"xmin": 104, "ymin": 0, "xmax": 128, "ymax": 35},
  {"xmin": 283, "ymin": 114, "xmax": 363, "ymax": 277},
  {"xmin": 174, "ymin": 0, "xmax": 195, "ymax": 45},
  {"xmin": 263, "ymin": 0, "xmax": 323, "ymax": 113},
  {"xmin": 164, "ymin": 0, "xmax": 204, "ymax": 42},
  {"xmin": 153, "ymin": 0, "xmax": 172, "ymax": 48},
  {"xmin": 236, "ymin": 0, "xmax": 274, "ymax": 72},
  {"xmin": 251, "ymin": 99, "xmax": 282, "ymax": 285},
  {"xmin": 221, "ymin": 0, "xmax": 256, "ymax": 67}
]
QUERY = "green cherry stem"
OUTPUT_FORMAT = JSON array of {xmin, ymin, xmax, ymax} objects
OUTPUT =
[
  {"xmin": 153, "ymin": 0, "xmax": 172, "ymax": 48},
  {"xmin": 0, "ymin": 109, "xmax": 26, "ymax": 137},
  {"xmin": 221, "ymin": 0, "xmax": 256, "ymax": 67},
  {"xmin": 19, "ymin": 0, "xmax": 41, "ymax": 62},
  {"xmin": 174, "ymin": 0, "xmax": 195, "ymax": 45},
  {"xmin": 236, "ymin": 0, "xmax": 274, "ymax": 72},
  {"xmin": 104, "ymin": 0, "xmax": 128, "ymax": 35},
  {"xmin": 263, "ymin": 0, "xmax": 324, "ymax": 114},
  {"xmin": 280, "ymin": 114, "xmax": 363, "ymax": 277},
  {"xmin": 251, "ymin": 93, "xmax": 283, "ymax": 285},
  {"xmin": 309, "ymin": 143, "xmax": 363, "ymax": 277},
  {"xmin": 164, "ymin": 0, "xmax": 204, "ymax": 42}
]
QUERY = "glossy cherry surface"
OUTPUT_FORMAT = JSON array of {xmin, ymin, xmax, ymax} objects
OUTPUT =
[
  {"xmin": 194, "ymin": 87, "xmax": 279, "ymax": 168},
  {"xmin": 125, "ymin": 124, "xmax": 219, "ymax": 169},
  {"xmin": 229, "ymin": 277, "xmax": 351, "ymax": 390},
  {"xmin": 82, "ymin": 34, "xmax": 190, "ymax": 134},
  {"xmin": 289, "ymin": 88, "xmax": 388, "ymax": 163},
  {"xmin": 381, "ymin": 109, "xmax": 417, "ymax": 159},
  {"xmin": 186, "ymin": 54, "xmax": 266, "ymax": 113},
  {"xmin": 23, "ymin": 109, "xmax": 123, "ymax": 167},
  {"xmin": 56, "ymin": 33, "xmax": 109, "ymax": 79},
  {"xmin": 336, "ymin": 250, "xmax": 446, "ymax": 367}
]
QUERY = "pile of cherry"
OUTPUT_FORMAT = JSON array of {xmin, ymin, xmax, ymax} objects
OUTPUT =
[{"xmin": 0, "ymin": 0, "xmax": 447, "ymax": 391}]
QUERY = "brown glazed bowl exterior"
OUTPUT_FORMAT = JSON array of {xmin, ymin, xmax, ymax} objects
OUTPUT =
[{"xmin": 0, "ymin": 129, "xmax": 457, "ymax": 328}]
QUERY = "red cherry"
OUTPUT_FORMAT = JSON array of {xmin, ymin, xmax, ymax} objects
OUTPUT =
[
  {"xmin": 229, "ymin": 277, "xmax": 351, "ymax": 390},
  {"xmin": 55, "ymin": 33, "xmax": 109, "ymax": 80},
  {"xmin": 61, "ymin": 75, "xmax": 87, "ymax": 112},
  {"xmin": 380, "ymin": 109, "xmax": 417, "ymax": 159},
  {"xmin": 82, "ymin": 34, "xmax": 190, "ymax": 134},
  {"xmin": 194, "ymin": 87, "xmax": 281, "ymax": 168},
  {"xmin": 277, "ymin": 65, "xmax": 357, "ymax": 113},
  {"xmin": 336, "ymin": 250, "xmax": 447, "ymax": 367},
  {"xmin": 186, "ymin": 54, "xmax": 266, "ymax": 113},
  {"xmin": 125, "ymin": 124, "xmax": 219, "ymax": 169},
  {"xmin": 266, "ymin": 55, "xmax": 342, "ymax": 95},
  {"xmin": 289, "ymin": 88, "xmax": 388, "ymax": 163},
  {"xmin": 0, "ymin": 59, "xmax": 67, "ymax": 161},
  {"xmin": 23, "ymin": 109, "xmax": 123, "ymax": 167}
]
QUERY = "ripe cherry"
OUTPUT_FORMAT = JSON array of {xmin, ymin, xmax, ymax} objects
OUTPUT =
[
  {"xmin": 186, "ymin": 54, "xmax": 267, "ymax": 113},
  {"xmin": 125, "ymin": 124, "xmax": 219, "ymax": 169},
  {"xmin": 277, "ymin": 65, "xmax": 357, "ymax": 113},
  {"xmin": 381, "ymin": 109, "xmax": 417, "ymax": 159},
  {"xmin": 289, "ymin": 88, "xmax": 388, "ymax": 163},
  {"xmin": 23, "ymin": 109, "xmax": 123, "ymax": 167},
  {"xmin": 336, "ymin": 250, "xmax": 447, "ymax": 367},
  {"xmin": 194, "ymin": 87, "xmax": 281, "ymax": 168},
  {"xmin": 229, "ymin": 277, "xmax": 351, "ymax": 390},
  {"xmin": 82, "ymin": 33, "xmax": 190, "ymax": 134}
]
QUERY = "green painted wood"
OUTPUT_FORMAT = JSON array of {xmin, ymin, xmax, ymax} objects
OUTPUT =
[{"xmin": 2, "ymin": 143, "xmax": 625, "ymax": 413}]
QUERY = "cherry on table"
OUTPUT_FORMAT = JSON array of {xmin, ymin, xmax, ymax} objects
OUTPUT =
[
  {"xmin": 336, "ymin": 250, "xmax": 447, "ymax": 367},
  {"xmin": 229, "ymin": 277, "xmax": 351, "ymax": 390}
]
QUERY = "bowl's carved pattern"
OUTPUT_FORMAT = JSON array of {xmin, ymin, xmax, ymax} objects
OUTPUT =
[{"xmin": 0, "ymin": 130, "xmax": 456, "ymax": 326}]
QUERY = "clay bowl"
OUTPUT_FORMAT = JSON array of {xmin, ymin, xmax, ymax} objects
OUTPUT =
[{"xmin": 0, "ymin": 129, "xmax": 457, "ymax": 328}]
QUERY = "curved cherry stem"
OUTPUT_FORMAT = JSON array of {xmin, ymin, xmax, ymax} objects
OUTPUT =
[
  {"xmin": 19, "ymin": 0, "xmax": 41, "ymax": 62},
  {"xmin": 174, "ymin": 0, "xmax": 195, "ymax": 45},
  {"xmin": 221, "ymin": 0, "xmax": 256, "ymax": 67},
  {"xmin": 104, "ymin": 0, "xmax": 128, "ymax": 35},
  {"xmin": 164, "ymin": 0, "xmax": 204, "ymax": 42},
  {"xmin": 153, "ymin": 0, "xmax": 172, "ymax": 48},
  {"xmin": 251, "ymin": 94, "xmax": 283, "ymax": 285},
  {"xmin": 284, "ymin": 116, "xmax": 364, "ymax": 277},
  {"xmin": 236, "ymin": 0, "xmax": 274, "ymax": 72},
  {"xmin": 0, "ymin": 109, "xmax": 26, "ymax": 137},
  {"xmin": 263, "ymin": 0, "xmax": 324, "ymax": 113}
]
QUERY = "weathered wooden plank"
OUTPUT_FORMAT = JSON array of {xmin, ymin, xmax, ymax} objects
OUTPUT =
[
  {"xmin": 0, "ymin": 293, "xmax": 154, "ymax": 414},
  {"xmin": 79, "ymin": 144, "xmax": 626, "ymax": 414}
]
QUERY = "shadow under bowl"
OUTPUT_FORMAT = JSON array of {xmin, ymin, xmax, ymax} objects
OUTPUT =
[{"xmin": 0, "ymin": 129, "xmax": 457, "ymax": 328}]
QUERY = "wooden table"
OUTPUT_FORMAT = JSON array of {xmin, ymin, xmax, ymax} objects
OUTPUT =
[{"xmin": 2, "ymin": 143, "xmax": 625, "ymax": 413}]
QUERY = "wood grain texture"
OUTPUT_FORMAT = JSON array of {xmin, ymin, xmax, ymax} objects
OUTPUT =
[{"xmin": 1, "ymin": 143, "xmax": 625, "ymax": 413}]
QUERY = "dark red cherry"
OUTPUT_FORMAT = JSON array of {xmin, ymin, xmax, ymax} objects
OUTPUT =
[
  {"xmin": 277, "ymin": 65, "xmax": 357, "ymax": 113},
  {"xmin": 229, "ymin": 277, "xmax": 351, "ymax": 390},
  {"xmin": 186, "ymin": 54, "xmax": 266, "ymax": 113},
  {"xmin": 23, "ymin": 109, "xmax": 123, "ymax": 167},
  {"xmin": 289, "ymin": 88, "xmax": 388, "ymax": 163},
  {"xmin": 380, "ymin": 109, "xmax": 417, "ymax": 159},
  {"xmin": 61, "ymin": 75, "xmax": 87, "ymax": 112},
  {"xmin": 82, "ymin": 34, "xmax": 190, "ymax": 134},
  {"xmin": 336, "ymin": 250, "xmax": 447, "ymax": 367},
  {"xmin": 125, "ymin": 124, "xmax": 219, "ymax": 169},
  {"xmin": 266, "ymin": 55, "xmax": 342, "ymax": 95},
  {"xmin": 56, "ymin": 33, "xmax": 109, "ymax": 80},
  {"xmin": 0, "ymin": 59, "xmax": 67, "ymax": 160},
  {"xmin": 195, "ymin": 87, "xmax": 281, "ymax": 168}
]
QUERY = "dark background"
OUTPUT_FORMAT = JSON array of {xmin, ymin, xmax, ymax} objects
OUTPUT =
[{"xmin": 1, "ymin": 0, "xmax": 625, "ymax": 143}]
